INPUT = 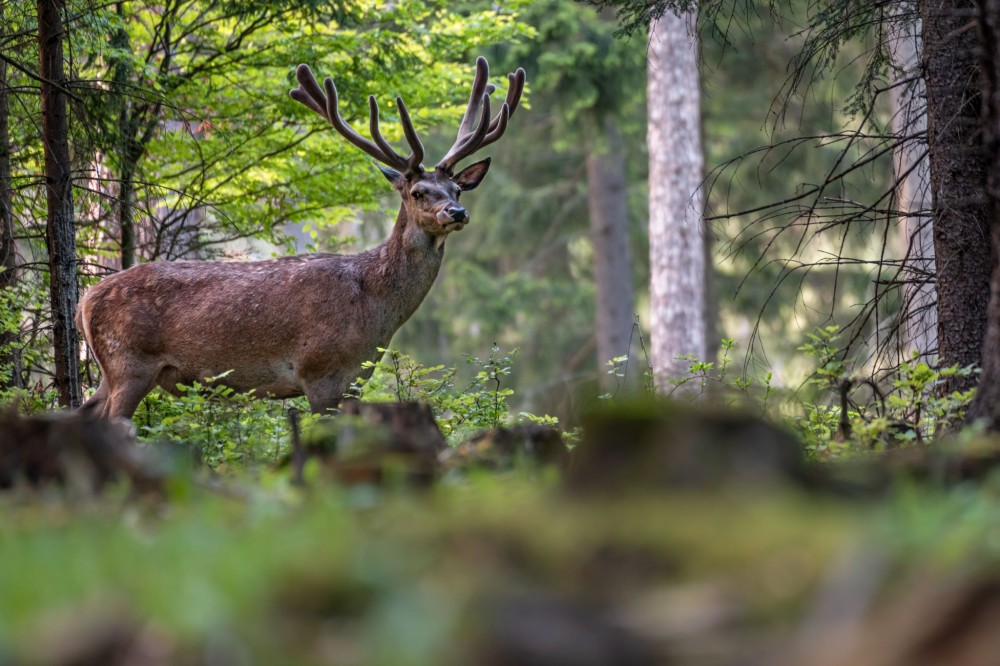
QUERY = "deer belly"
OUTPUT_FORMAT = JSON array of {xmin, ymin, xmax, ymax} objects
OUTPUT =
[{"xmin": 158, "ymin": 359, "xmax": 302, "ymax": 398}]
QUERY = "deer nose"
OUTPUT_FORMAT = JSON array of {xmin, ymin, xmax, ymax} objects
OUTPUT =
[{"xmin": 447, "ymin": 206, "xmax": 467, "ymax": 223}]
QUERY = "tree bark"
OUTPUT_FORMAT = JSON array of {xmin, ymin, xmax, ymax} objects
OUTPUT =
[
  {"xmin": 921, "ymin": 0, "xmax": 991, "ymax": 392},
  {"xmin": 888, "ymin": 4, "xmax": 937, "ymax": 358},
  {"xmin": 119, "ymin": 165, "xmax": 136, "ymax": 269},
  {"xmin": 587, "ymin": 115, "xmax": 635, "ymax": 387},
  {"xmin": 38, "ymin": 0, "xmax": 82, "ymax": 407},
  {"xmin": 0, "ymin": 53, "xmax": 22, "ymax": 391},
  {"xmin": 969, "ymin": 0, "xmax": 1000, "ymax": 427},
  {"xmin": 648, "ymin": 8, "xmax": 707, "ymax": 389},
  {"xmin": 112, "ymin": 2, "xmax": 137, "ymax": 270}
]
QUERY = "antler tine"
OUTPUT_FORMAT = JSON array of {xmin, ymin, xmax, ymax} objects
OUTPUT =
[
  {"xmin": 291, "ymin": 64, "xmax": 430, "ymax": 175},
  {"xmin": 475, "ymin": 68, "xmax": 524, "ymax": 148},
  {"xmin": 455, "ymin": 56, "xmax": 490, "ymax": 140},
  {"xmin": 437, "ymin": 93, "xmax": 492, "ymax": 171},
  {"xmin": 368, "ymin": 95, "xmax": 407, "ymax": 168},
  {"xmin": 476, "ymin": 103, "xmax": 510, "ymax": 151},
  {"xmin": 484, "ymin": 69, "xmax": 525, "ymax": 134},
  {"xmin": 396, "ymin": 97, "xmax": 425, "ymax": 173},
  {"xmin": 290, "ymin": 64, "xmax": 329, "ymax": 120},
  {"xmin": 321, "ymin": 78, "xmax": 408, "ymax": 169},
  {"xmin": 435, "ymin": 60, "xmax": 526, "ymax": 173}
]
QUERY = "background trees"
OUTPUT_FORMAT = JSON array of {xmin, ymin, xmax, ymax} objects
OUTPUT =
[
  {"xmin": 586, "ymin": 0, "xmax": 1000, "ymax": 419},
  {"xmin": 7, "ymin": 0, "xmax": 1000, "ymax": 426}
]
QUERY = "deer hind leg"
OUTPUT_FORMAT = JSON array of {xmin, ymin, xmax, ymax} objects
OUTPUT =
[
  {"xmin": 79, "ymin": 380, "xmax": 110, "ymax": 418},
  {"xmin": 106, "ymin": 376, "xmax": 156, "ymax": 420},
  {"xmin": 102, "ymin": 360, "xmax": 160, "ymax": 420}
]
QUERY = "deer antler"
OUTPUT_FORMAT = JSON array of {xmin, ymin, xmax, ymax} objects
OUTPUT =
[
  {"xmin": 290, "ymin": 64, "xmax": 425, "ymax": 175},
  {"xmin": 436, "ymin": 56, "xmax": 526, "ymax": 174}
]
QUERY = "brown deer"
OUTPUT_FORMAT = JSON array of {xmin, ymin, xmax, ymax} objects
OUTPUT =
[{"xmin": 77, "ymin": 57, "xmax": 525, "ymax": 418}]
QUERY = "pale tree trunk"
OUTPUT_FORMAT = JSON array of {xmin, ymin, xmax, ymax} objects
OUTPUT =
[
  {"xmin": 888, "ymin": 4, "xmax": 937, "ymax": 358},
  {"xmin": 38, "ymin": 0, "xmax": 82, "ymax": 407},
  {"xmin": 921, "ymin": 0, "xmax": 991, "ymax": 394},
  {"xmin": 648, "ymin": 8, "xmax": 706, "ymax": 389},
  {"xmin": 587, "ymin": 115, "xmax": 635, "ymax": 387}
]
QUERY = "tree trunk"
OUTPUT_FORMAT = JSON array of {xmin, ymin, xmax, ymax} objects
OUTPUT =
[
  {"xmin": 119, "ymin": 166, "xmax": 136, "ymax": 269},
  {"xmin": 888, "ymin": 4, "xmax": 937, "ymax": 358},
  {"xmin": 587, "ymin": 115, "xmax": 635, "ymax": 387},
  {"xmin": 648, "ymin": 8, "xmax": 706, "ymax": 389},
  {"xmin": 112, "ymin": 2, "xmax": 137, "ymax": 270},
  {"xmin": 969, "ymin": 0, "xmax": 1000, "ymax": 427},
  {"xmin": 38, "ymin": 0, "xmax": 82, "ymax": 407},
  {"xmin": 0, "ymin": 53, "xmax": 22, "ymax": 391},
  {"xmin": 921, "ymin": 0, "xmax": 991, "ymax": 392}
]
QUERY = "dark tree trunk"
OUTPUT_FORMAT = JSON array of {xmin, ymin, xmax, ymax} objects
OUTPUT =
[
  {"xmin": 119, "ymin": 166, "xmax": 136, "ymax": 269},
  {"xmin": 921, "ymin": 0, "xmax": 992, "ymax": 392},
  {"xmin": 0, "ymin": 55, "xmax": 22, "ymax": 390},
  {"xmin": 587, "ymin": 116, "xmax": 635, "ymax": 387},
  {"xmin": 38, "ymin": 0, "xmax": 82, "ymax": 407},
  {"xmin": 112, "ymin": 2, "xmax": 137, "ymax": 270},
  {"xmin": 969, "ymin": 0, "xmax": 1000, "ymax": 427}
]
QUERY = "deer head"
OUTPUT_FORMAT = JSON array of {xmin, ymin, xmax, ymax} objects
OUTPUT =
[{"xmin": 289, "ymin": 57, "xmax": 525, "ymax": 241}]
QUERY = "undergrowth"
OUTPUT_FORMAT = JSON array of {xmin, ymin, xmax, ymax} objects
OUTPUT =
[
  {"xmin": 119, "ymin": 344, "xmax": 561, "ymax": 468},
  {"xmin": 0, "ymin": 320, "xmax": 981, "ymax": 468}
]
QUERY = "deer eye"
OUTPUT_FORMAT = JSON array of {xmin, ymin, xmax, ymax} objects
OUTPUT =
[{"xmin": 412, "ymin": 190, "xmax": 425, "ymax": 200}]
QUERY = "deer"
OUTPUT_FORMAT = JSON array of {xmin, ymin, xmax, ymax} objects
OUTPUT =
[{"xmin": 76, "ymin": 56, "xmax": 526, "ymax": 419}]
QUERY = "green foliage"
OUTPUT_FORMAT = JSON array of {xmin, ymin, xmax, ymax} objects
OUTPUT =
[
  {"xmin": 0, "ymin": 288, "xmax": 20, "ymax": 390},
  {"xmin": 355, "ymin": 345, "xmax": 559, "ymax": 443},
  {"xmin": 652, "ymin": 337, "xmax": 776, "ymax": 411},
  {"xmin": 886, "ymin": 361, "xmax": 977, "ymax": 436},
  {"xmin": 134, "ymin": 373, "xmax": 305, "ymax": 469},
  {"xmin": 72, "ymin": 0, "xmax": 536, "ymax": 258},
  {"xmin": 0, "ymin": 283, "xmax": 61, "ymax": 413},
  {"xmin": 612, "ymin": 328, "xmax": 978, "ymax": 461},
  {"xmin": 797, "ymin": 325, "xmax": 848, "ymax": 384},
  {"xmin": 794, "ymin": 326, "xmax": 978, "ymax": 457},
  {"xmin": 127, "ymin": 345, "xmax": 562, "ymax": 465}
]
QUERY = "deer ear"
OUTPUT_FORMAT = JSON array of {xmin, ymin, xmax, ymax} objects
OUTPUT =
[
  {"xmin": 377, "ymin": 164, "xmax": 402, "ymax": 185},
  {"xmin": 453, "ymin": 157, "xmax": 491, "ymax": 191}
]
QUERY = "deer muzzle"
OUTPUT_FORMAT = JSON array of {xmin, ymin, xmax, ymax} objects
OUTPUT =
[{"xmin": 438, "ymin": 206, "xmax": 468, "ymax": 231}]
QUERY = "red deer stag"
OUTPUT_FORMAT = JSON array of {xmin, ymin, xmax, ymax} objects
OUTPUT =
[{"xmin": 77, "ymin": 57, "xmax": 525, "ymax": 418}]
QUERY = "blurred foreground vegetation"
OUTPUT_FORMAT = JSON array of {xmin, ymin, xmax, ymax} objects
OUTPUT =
[
  {"xmin": 1, "ymin": 333, "xmax": 997, "ymax": 665},
  {"xmin": 5, "ymin": 472, "xmax": 1000, "ymax": 665}
]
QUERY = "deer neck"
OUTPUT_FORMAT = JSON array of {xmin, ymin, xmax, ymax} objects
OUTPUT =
[{"xmin": 365, "ymin": 205, "xmax": 445, "ymax": 327}]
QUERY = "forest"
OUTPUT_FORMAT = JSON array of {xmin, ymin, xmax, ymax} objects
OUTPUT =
[{"xmin": 4, "ymin": 0, "xmax": 1000, "ymax": 663}]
